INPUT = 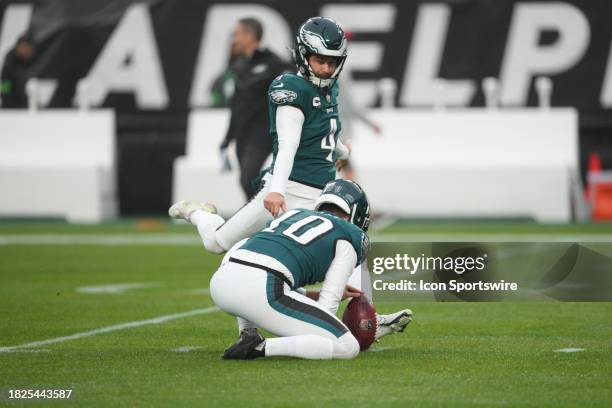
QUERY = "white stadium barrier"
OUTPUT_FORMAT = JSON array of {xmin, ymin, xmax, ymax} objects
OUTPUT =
[
  {"xmin": 179, "ymin": 108, "xmax": 579, "ymax": 222},
  {"xmin": 0, "ymin": 110, "xmax": 117, "ymax": 222},
  {"xmin": 172, "ymin": 110, "xmax": 254, "ymax": 217},
  {"xmin": 351, "ymin": 109, "xmax": 579, "ymax": 222}
]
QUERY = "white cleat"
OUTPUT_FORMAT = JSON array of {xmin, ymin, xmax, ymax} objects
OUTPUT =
[
  {"xmin": 168, "ymin": 200, "xmax": 217, "ymax": 223},
  {"xmin": 375, "ymin": 309, "xmax": 413, "ymax": 341}
]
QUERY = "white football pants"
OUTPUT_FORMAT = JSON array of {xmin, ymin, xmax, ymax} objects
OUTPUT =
[
  {"xmin": 195, "ymin": 172, "xmax": 320, "ymax": 253},
  {"xmin": 192, "ymin": 172, "xmax": 370, "ymax": 291},
  {"xmin": 210, "ymin": 260, "xmax": 360, "ymax": 360}
]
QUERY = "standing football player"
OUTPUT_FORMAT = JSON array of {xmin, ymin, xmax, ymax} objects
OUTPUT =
[
  {"xmin": 170, "ymin": 17, "xmax": 410, "ymax": 340},
  {"xmin": 212, "ymin": 180, "xmax": 370, "ymax": 359},
  {"xmin": 171, "ymin": 17, "xmax": 351, "ymax": 253}
]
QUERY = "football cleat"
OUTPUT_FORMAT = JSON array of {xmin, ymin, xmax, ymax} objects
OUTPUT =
[
  {"xmin": 168, "ymin": 200, "xmax": 217, "ymax": 223},
  {"xmin": 222, "ymin": 328, "xmax": 266, "ymax": 360},
  {"xmin": 375, "ymin": 309, "xmax": 413, "ymax": 341}
]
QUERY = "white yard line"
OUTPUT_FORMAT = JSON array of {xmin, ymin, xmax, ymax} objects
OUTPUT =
[
  {"xmin": 171, "ymin": 346, "xmax": 204, "ymax": 353},
  {"xmin": 0, "ymin": 234, "xmax": 200, "ymax": 246},
  {"xmin": 554, "ymin": 348, "xmax": 586, "ymax": 353},
  {"xmin": 2, "ymin": 233, "xmax": 612, "ymax": 246},
  {"xmin": 369, "ymin": 346, "xmax": 396, "ymax": 353},
  {"xmin": 0, "ymin": 306, "xmax": 219, "ymax": 353},
  {"xmin": 189, "ymin": 288, "xmax": 210, "ymax": 295},
  {"xmin": 76, "ymin": 282, "xmax": 164, "ymax": 294}
]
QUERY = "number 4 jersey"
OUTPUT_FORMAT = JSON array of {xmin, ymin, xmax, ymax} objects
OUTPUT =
[
  {"xmin": 267, "ymin": 73, "xmax": 342, "ymax": 189},
  {"xmin": 240, "ymin": 209, "xmax": 369, "ymax": 288}
]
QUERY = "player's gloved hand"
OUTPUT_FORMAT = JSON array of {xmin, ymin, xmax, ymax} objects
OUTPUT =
[
  {"xmin": 264, "ymin": 192, "xmax": 287, "ymax": 217},
  {"xmin": 342, "ymin": 284, "xmax": 363, "ymax": 300}
]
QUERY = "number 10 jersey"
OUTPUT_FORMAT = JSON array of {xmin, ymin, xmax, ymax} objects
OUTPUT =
[{"xmin": 240, "ymin": 209, "xmax": 368, "ymax": 288}]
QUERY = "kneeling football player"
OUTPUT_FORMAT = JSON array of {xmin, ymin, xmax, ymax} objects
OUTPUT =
[{"xmin": 208, "ymin": 180, "xmax": 406, "ymax": 359}]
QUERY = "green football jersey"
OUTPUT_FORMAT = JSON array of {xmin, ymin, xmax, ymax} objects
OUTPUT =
[
  {"xmin": 267, "ymin": 74, "xmax": 342, "ymax": 189},
  {"xmin": 240, "ymin": 209, "xmax": 369, "ymax": 288}
]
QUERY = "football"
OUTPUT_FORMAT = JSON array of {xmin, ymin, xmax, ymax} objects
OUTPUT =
[{"xmin": 342, "ymin": 295, "xmax": 377, "ymax": 351}]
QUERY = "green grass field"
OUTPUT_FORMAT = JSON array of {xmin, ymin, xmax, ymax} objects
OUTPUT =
[{"xmin": 1, "ymin": 220, "xmax": 611, "ymax": 407}]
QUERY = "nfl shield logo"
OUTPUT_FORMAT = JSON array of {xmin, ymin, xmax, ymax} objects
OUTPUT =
[{"xmin": 359, "ymin": 319, "xmax": 373, "ymax": 331}]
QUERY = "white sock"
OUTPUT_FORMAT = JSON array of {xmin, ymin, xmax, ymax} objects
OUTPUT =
[
  {"xmin": 237, "ymin": 317, "xmax": 256, "ymax": 334},
  {"xmin": 190, "ymin": 209, "xmax": 226, "ymax": 253},
  {"xmin": 347, "ymin": 263, "xmax": 374, "ymax": 300}
]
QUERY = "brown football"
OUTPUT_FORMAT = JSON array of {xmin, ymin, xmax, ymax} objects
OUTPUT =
[{"xmin": 342, "ymin": 295, "xmax": 377, "ymax": 351}]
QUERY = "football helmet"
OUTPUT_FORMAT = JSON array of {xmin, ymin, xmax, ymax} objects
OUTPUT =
[
  {"xmin": 315, "ymin": 179, "xmax": 370, "ymax": 232},
  {"xmin": 293, "ymin": 17, "xmax": 348, "ymax": 89}
]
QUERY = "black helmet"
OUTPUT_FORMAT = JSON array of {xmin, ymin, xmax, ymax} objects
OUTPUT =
[
  {"xmin": 293, "ymin": 17, "xmax": 348, "ymax": 89},
  {"xmin": 315, "ymin": 179, "xmax": 370, "ymax": 232}
]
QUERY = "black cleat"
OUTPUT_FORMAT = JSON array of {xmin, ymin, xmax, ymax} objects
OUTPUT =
[{"xmin": 222, "ymin": 329, "xmax": 266, "ymax": 360}]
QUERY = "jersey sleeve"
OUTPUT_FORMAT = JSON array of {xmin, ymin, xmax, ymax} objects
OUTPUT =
[
  {"xmin": 268, "ymin": 75, "xmax": 308, "ymax": 112},
  {"xmin": 269, "ymin": 105, "xmax": 304, "ymax": 194},
  {"xmin": 318, "ymin": 240, "xmax": 358, "ymax": 315}
]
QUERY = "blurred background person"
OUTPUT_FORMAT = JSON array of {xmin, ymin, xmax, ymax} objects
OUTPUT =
[
  {"xmin": 336, "ymin": 76, "xmax": 382, "ymax": 181},
  {"xmin": 336, "ymin": 30, "xmax": 381, "ymax": 181},
  {"xmin": 218, "ymin": 17, "xmax": 292, "ymax": 200},
  {"xmin": 209, "ymin": 34, "xmax": 245, "ymax": 108},
  {"xmin": 1, "ymin": 35, "xmax": 37, "ymax": 107}
]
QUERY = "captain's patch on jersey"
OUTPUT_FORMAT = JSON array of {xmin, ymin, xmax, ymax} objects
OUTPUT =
[{"xmin": 270, "ymin": 89, "xmax": 298, "ymax": 104}]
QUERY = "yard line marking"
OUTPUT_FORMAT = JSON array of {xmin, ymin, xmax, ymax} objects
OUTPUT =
[
  {"xmin": 2, "ymin": 233, "xmax": 612, "ymax": 246},
  {"xmin": 0, "ymin": 306, "xmax": 219, "ymax": 353},
  {"xmin": 190, "ymin": 288, "xmax": 210, "ymax": 295},
  {"xmin": 76, "ymin": 282, "xmax": 163, "ymax": 294},
  {"xmin": 0, "ymin": 349, "xmax": 51, "ymax": 353},
  {"xmin": 0, "ymin": 234, "xmax": 200, "ymax": 246},
  {"xmin": 554, "ymin": 348, "xmax": 586, "ymax": 353},
  {"xmin": 171, "ymin": 346, "xmax": 203, "ymax": 353},
  {"xmin": 370, "ymin": 215, "xmax": 399, "ymax": 231},
  {"xmin": 369, "ymin": 346, "xmax": 396, "ymax": 353}
]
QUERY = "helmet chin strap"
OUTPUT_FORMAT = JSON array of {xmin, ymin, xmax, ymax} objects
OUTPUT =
[
  {"xmin": 305, "ymin": 56, "xmax": 346, "ymax": 89},
  {"xmin": 308, "ymin": 73, "xmax": 333, "ymax": 88},
  {"xmin": 306, "ymin": 64, "xmax": 336, "ymax": 89}
]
